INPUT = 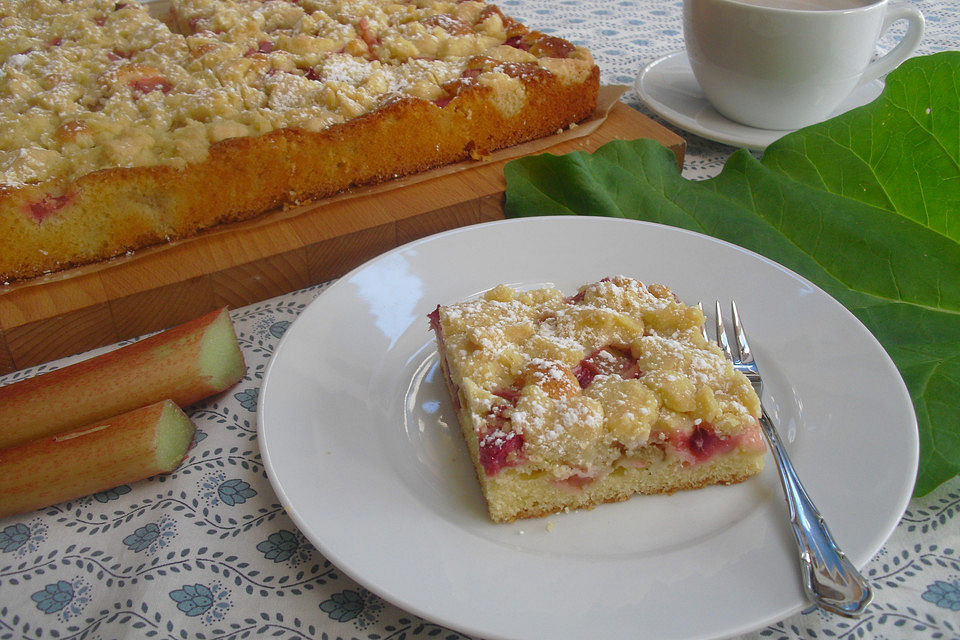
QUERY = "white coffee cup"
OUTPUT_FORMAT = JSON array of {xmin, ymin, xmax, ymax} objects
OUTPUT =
[{"xmin": 683, "ymin": 0, "xmax": 924, "ymax": 130}]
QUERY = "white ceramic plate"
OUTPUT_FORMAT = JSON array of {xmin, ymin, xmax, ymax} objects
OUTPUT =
[
  {"xmin": 258, "ymin": 217, "xmax": 917, "ymax": 640},
  {"xmin": 635, "ymin": 51, "xmax": 885, "ymax": 150}
]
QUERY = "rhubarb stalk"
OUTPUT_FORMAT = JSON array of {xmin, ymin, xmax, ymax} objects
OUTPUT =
[
  {"xmin": 0, "ymin": 307, "xmax": 244, "ymax": 449},
  {"xmin": 0, "ymin": 400, "xmax": 195, "ymax": 518}
]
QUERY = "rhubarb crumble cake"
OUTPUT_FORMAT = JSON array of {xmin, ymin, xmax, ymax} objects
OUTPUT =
[
  {"xmin": 429, "ymin": 277, "xmax": 766, "ymax": 523},
  {"xmin": 0, "ymin": 0, "xmax": 598, "ymax": 282}
]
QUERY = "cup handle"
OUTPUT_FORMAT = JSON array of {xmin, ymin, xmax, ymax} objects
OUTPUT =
[{"xmin": 859, "ymin": 2, "xmax": 924, "ymax": 86}]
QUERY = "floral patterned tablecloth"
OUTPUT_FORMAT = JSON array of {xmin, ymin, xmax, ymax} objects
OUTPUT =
[{"xmin": 2, "ymin": 1, "xmax": 958, "ymax": 639}]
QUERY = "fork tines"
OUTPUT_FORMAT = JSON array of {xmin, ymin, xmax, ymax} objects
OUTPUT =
[
  {"xmin": 729, "ymin": 301, "xmax": 754, "ymax": 366},
  {"xmin": 698, "ymin": 301, "xmax": 754, "ymax": 368},
  {"xmin": 714, "ymin": 301, "xmax": 733, "ymax": 362}
]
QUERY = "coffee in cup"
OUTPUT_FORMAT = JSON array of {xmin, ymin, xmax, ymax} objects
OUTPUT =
[{"xmin": 683, "ymin": 0, "xmax": 924, "ymax": 130}]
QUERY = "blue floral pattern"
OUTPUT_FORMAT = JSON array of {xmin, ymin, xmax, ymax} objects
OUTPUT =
[
  {"xmin": 234, "ymin": 387, "xmax": 259, "ymax": 412},
  {"xmin": 170, "ymin": 582, "xmax": 232, "ymax": 624},
  {"xmin": 217, "ymin": 478, "xmax": 257, "ymax": 506},
  {"xmin": 320, "ymin": 589, "xmax": 363, "ymax": 622},
  {"xmin": 320, "ymin": 588, "xmax": 386, "ymax": 630},
  {"xmin": 123, "ymin": 523, "xmax": 160, "ymax": 552},
  {"xmin": 170, "ymin": 583, "xmax": 214, "ymax": 616},
  {"xmin": 199, "ymin": 471, "xmax": 258, "ymax": 507},
  {"xmin": 92, "ymin": 484, "xmax": 131, "ymax": 503},
  {"xmin": 28, "ymin": 578, "xmax": 90, "ymax": 622},
  {"xmin": 269, "ymin": 320, "xmax": 291, "ymax": 338},
  {"xmin": 922, "ymin": 579, "xmax": 960, "ymax": 611},
  {"xmin": 256, "ymin": 529, "xmax": 313, "ymax": 565},
  {"xmin": 122, "ymin": 517, "xmax": 177, "ymax": 553},
  {"xmin": 0, "ymin": 524, "xmax": 30, "ymax": 553},
  {"xmin": 31, "ymin": 581, "xmax": 74, "ymax": 614},
  {"xmin": 0, "ymin": 4, "xmax": 957, "ymax": 638},
  {"xmin": 0, "ymin": 520, "xmax": 47, "ymax": 558},
  {"xmin": 320, "ymin": 589, "xmax": 365, "ymax": 622}
]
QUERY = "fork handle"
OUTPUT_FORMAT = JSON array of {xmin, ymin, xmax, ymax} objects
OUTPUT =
[{"xmin": 759, "ymin": 409, "xmax": 873, "ymax": 617}]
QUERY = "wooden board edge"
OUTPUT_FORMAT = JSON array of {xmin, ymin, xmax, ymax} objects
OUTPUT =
[{"xmin": 0, "ymin": 102, "xmax": 686, "ymax": 373}]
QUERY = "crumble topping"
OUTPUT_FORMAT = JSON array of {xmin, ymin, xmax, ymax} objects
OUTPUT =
[
  {"xmin": 434, "ymin": 277, "xmax": 762, "ymax": 480},
  {"xmin": 1, "ymin": 0, "xmax": 595, "ymax": 187}
]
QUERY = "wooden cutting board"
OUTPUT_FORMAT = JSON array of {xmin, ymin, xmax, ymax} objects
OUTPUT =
[{"xmin": 0, "ymin": 102, "xmax": 684, "ymax": 374}]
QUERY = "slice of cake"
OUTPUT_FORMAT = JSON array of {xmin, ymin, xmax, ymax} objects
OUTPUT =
[{"xmin": 428, "ymin": 276, "xmax": 766, "ymax": 523}]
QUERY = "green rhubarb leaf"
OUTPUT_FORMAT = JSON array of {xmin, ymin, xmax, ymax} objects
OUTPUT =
[{"xmin": 504, "ymin": 51, "xmax": 960, "ymax": 496}]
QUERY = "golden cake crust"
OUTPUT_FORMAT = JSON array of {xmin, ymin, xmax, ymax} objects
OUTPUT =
[{"xmin": 0, "ymin": 0, "xmax": 599, "ymax": 282}]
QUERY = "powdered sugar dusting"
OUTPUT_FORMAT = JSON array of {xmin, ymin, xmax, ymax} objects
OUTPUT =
[
  {"xmin": 1, "ymin": 0, "xmax": 594, "ymax": 187},
  {"xmin": 7, "ymin": 53, "xmax": 32, "ymax": 69},
  {"xmin": 320, "ymin": 53, "xmax": 379, "ymax": 84},
  {"xmin": 434, "ymin": 278, "xmax": 761, "ymax": 477}
]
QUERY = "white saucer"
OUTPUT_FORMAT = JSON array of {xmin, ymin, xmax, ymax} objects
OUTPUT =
[{"xmin": 635, "ymin": 51, "xmax": 885, "ymax": 150}]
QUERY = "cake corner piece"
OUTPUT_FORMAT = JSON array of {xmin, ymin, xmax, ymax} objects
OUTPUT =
[{"xmin": 429, "ymin": 277, "xmax": 766, "ymax": 523}]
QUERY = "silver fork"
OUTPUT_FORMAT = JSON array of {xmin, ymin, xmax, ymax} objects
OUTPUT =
[{"xmin": 707, "ymin": 301, "xmax": 873, "ymax": 618}]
